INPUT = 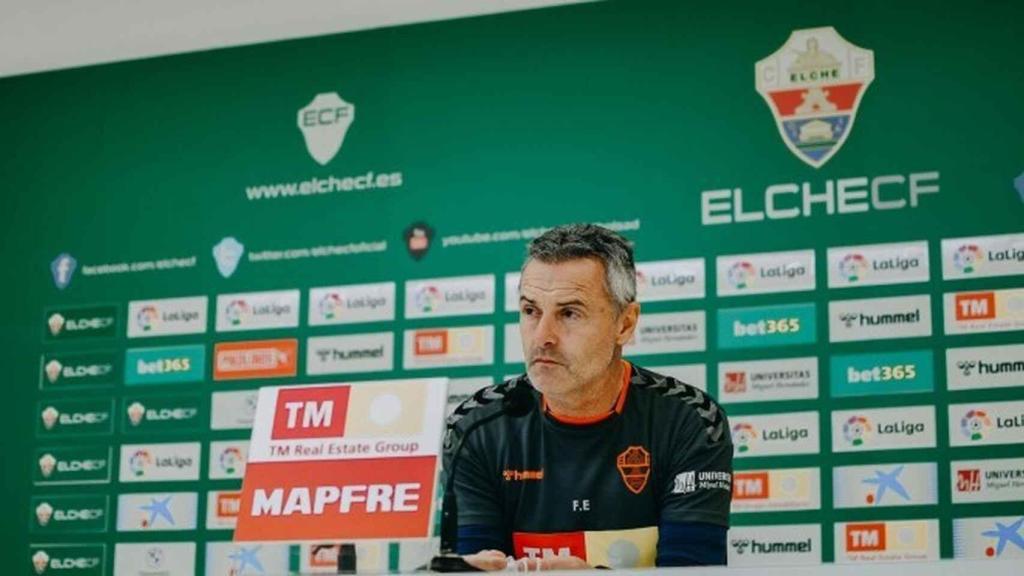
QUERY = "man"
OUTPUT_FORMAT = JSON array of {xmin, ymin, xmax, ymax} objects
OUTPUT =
[{"xmin": 444, "ymin": 224, "xmax": 732, "ymax": 570}]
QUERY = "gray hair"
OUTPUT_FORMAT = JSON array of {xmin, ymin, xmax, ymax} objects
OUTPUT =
[{"xmin": 522, "ymin": 224, "xmax": 636, "ymax": 311}]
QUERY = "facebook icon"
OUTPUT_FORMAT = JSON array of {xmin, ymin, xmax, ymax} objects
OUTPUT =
[{"xmin": 50, "ymin": 253, "xmax": 77, "ymax": 290}]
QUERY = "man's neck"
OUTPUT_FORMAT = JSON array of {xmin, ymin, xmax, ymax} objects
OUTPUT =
[{"xmin": 544, "ymin": 358, "xmax": 625, "ymax": 420}]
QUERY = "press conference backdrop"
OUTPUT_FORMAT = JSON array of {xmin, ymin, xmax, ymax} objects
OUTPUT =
[{"xmin": 2, "ymin": 0, "xmax": 1022, "ymax": 573}]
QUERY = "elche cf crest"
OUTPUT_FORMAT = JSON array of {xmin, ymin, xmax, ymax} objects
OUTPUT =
[
  {"xmin": 298, "ymin": 92, "xmax": 355, "ymax": 165},
  {"xmin": 756, "ymin": 27, "xmax": 875, "ymax": 168}
]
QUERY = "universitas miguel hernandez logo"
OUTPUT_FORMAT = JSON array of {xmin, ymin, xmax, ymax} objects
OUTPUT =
[{"xmin": 756, "ymin": 27, "xmax": 875, "ymax": 168}]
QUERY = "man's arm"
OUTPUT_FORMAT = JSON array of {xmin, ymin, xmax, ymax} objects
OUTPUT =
[{"xmin": 657, "ymin": 395, "xmax": 734, "ymax": 566}]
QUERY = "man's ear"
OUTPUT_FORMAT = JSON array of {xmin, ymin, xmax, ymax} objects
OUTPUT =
[{"xmin": 615, "ymin": 301, "xmax": 640, "ymax": 346}]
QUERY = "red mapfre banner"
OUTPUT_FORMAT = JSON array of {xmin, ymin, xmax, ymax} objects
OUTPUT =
[{"xmin": 235, "ymin": 457, "xmax": 437, "ymax": 541}]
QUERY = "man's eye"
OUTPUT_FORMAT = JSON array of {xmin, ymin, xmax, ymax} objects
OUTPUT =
[
  {"xmin": 561, "ymin": 309, "xmax": 578, "ymax": 319},
  {"xmin": 522, "ymin": 306, "xmax": 536, "ymax": 316}
]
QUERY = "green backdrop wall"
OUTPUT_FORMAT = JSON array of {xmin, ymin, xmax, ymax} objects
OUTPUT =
[{"xmin": 2, "ymin": 0, "xmax": 1022, "ymax": 573}]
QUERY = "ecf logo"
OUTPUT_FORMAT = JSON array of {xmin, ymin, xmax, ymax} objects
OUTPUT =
[{"xmin": 298, "ymin": 92, "xmax": 355, "ymax": 165}]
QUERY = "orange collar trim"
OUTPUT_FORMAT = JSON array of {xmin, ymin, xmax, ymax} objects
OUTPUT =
[{"xmin": 543, "ymin": 361, "xmax": 632, "ymax": 426}]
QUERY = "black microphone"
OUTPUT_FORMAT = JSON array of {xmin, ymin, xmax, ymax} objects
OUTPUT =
[{"xmin": 430, "ymin": 381, "xmax": 535, "ymax": 572}]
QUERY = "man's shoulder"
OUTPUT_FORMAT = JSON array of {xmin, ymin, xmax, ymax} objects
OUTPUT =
[
  {"xmin": 629, "ymin": 364, "xmax": 728, "ymax": 444},
  {"xmin": 445, "ymin": 374, "xmax": 529, "ymax": 433}
]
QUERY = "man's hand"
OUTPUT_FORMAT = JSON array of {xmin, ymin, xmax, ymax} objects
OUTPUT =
[
  {"xmin": 462, "ymin": 550, "xmax": 510, "ymax": 571},
  {"xmin": 462, "ymin": 550, "xmax": 591, "ymax": 571}
]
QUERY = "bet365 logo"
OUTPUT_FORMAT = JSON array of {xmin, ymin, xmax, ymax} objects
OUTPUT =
[{"xmin": 298, "ymin": 92, "xmax": 355, "ymax": 165}]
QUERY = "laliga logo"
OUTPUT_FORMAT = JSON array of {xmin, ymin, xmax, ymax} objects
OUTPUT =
[
  {"xmin": 130, "ymin": 450, "xmax": 153, "ymax": 477},
  {"xmin": 136, "ymin": 306, "xmax": 159, "ymax": 332},
  {"xmin": 954, "ymin": 245, "xmax": 983, "ymax": 274},
  {"xmin": 727, "ymin": 262, "xmax": 756, "ymax": 289},
  {"xmin": 839, "ymin": 253, "xmax": 868, "ymax": 282},
  {"xmin": 732, "ymin": 423, "xmax": 757, "ymax": 453},
  {"xmin": 298, "ymin": 92, "xmax": 355, "ymax": 166},
  {"xmin": 226, "ymin": 299, "xmax": 251, "ymax": 326},
  {"xmin": 415, "ymin": 286, "xmax": 443, "ymax": 313},
  {"xmin": 961, "ymin": 409, "xmax": 992, "ymax": 441},
  {"xmin": 220, "ymin": 447, "xmax": 244, "ymax": 475},
  {"xmin": 843, "ymin": 416, "xmax": 871, "ymax": 446},
  {"xmin": 755, "ymin": 27, "xmax": 875, "ymax": 168},
  {"xmin": 145, "ymin": 547, "xmax": 165, "ymax": 569},
  {"xmin": 319, "ymin": 293, "xmax": 344, "ymax": 320},
  {"xmin": 36, "ymin": 502, "xmax": 54, "ymax": 526}
]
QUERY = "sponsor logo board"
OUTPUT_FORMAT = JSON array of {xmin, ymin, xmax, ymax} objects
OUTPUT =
[
  {"xmin": 113, "ymin": 542, "xmax": 195, "ymax": 576},
  {"xmin": 127, "ymin": 296, "xmax": 207, "ymax": 338},
  {"xmin": 210, "ymin": 389, "xmax": 259, "ymax": 430},
  {"xmin": 36, "ymin": 399, "xmax": 114, "ymax": 437},
  {"xmin": 833, "ymin": 462, "xmax": 938, "ymax": 508},
  {"xmin": 34, "ymin": 446, "xmax": 112, "ymax": 486},
  {"xmin": 718, "ymin": 303, "xmax": 816, "ymax": 349},
  {"xmin": 43, "ymin": 305, "xmax": 117, "ymax": 341},
  {"xmin": 206, "ymin": 490, "xmax": 242, "ymax": 530},
  {"xmin": 636, "ymin": 258, "xmax": 706, "ymax": 301},
  {"xmin": 727, "ymin": 524, "xmax": 821, "ymax": 566},
  {"xmin": 205, "ymin": 542, "xmax": 289, "ymax": 576},
  {"xmin": 947, "ymin": 344, "xmax": 1024, "ymax": 391},
  {"xmin": 942, "ymin": 232, "xmax": 1024, "ymax": 280},
  {"xmin": 829, "ymin": 295, "xmax": 932, "ymax": 342},
  {"xmin": 39, "ymin": 351, "xmax": 119, "ymax": 390},
  {"xmin": 209, "ymin": 440, "xmax": 249, "ymax": 480},
  {"xmin": 835, "ymin": 520, "xmax": 939, "ymax": 563},
  {"xmin": 29, "ymin": 544, "xmax": 106, "ymax": 576},
  {"xmin": 306, "ymin": 332, "xmax": 393, "ymax": 375},
  {"xmin": 951, "ymin": 457, "xmax": 1024, "ymax": 504},
  {"xmin": 235, "ymin": 379, "xmax": 448, "ymax": 541},
  {"xmin": 122, "ymin": 395, "xmax": 202, "ymax": 433},
  {"xmin": 216, "ymin": 290, "xmax": 300, "ymax": 332},
  {"xmin": 953, "ymin": 516, "xmax": 1024, "ymax": 559},
  {"xmin": 730, "ymin": 411, "xmax": 819, "ymax": 458},
  {"xmin": 731, "ymin": 468, "xmax": 821, "ymax": 512},
  {"xmin": 831, "ymin": 406, "xmax": 936, "ymax": 453},
  {"xmin": 717, "ymin": 357, "xmax": 817, "ymax": 403},
  {"xmin": 309, "ymin": 282, "xmax": 395, "ymax": 325},
  {"xmin": 404, "ymin": 275, "xmax": 495, "ymax": 319},
  {"xmin": 30, "ymin": 494, "xmax": 109, "ymax": 534},
  {"xmin": 118, "ymin": 442, "xmax": 201, "ymax": 482},
  {"xmin": 830, "ymin": 350, "xmax": 933, "ymax": 397},
  {"xmin": 944, "ymin": 288, "xmax": 1024, "ymax": 335},
  {"xmin": 717, "ymin": 250, "xmax": 815, "ymax": 296},
  {"xmin": 827, "ymin": 241, "xmax": 929, "ymax": 288},
  {"xmin": 403, "ymin": 326, "xmax": 493, "ymax": 370},
  {"xmin": 213, "ymin": 339, "xmax": 298, "ymax": 380},
  {"xmin": 116, "ymin": 492, "xmax": 198, "ymax": 531},
  {"xmin": 125, "ymin": 345, "xmax": 205, "ymax": 386},
  {"xmin": 626, "ymin": 311, "xmax": 706, "ymax": 355},
  {"xmin": 949, "ymin": 400, "xmax": 1024, "ymax": 447}
]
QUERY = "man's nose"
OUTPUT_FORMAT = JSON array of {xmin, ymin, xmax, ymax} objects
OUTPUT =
[{"xmin": 533, "ymin": 311, "xmax": 559, "ymax": 349}]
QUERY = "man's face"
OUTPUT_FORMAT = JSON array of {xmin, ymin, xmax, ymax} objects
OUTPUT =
[{"xmin": 519, "ymin": 258, "xmax": 638, "ymax": 397}]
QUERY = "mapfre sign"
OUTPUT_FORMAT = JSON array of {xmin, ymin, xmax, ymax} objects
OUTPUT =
[{"xmin": 234, "ymin": 378, "xmax": 448, "ymax": 542}]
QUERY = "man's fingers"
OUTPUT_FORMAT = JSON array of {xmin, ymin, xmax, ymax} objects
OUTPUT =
[{"xmin": 462, "ymin": 550, "xmax": 510, "ymax": 571}]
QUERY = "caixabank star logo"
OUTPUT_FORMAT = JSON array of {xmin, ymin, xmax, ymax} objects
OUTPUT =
[{"xmin": 756, "ymin": 27, "xmax": 875, "ymax": 168}]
